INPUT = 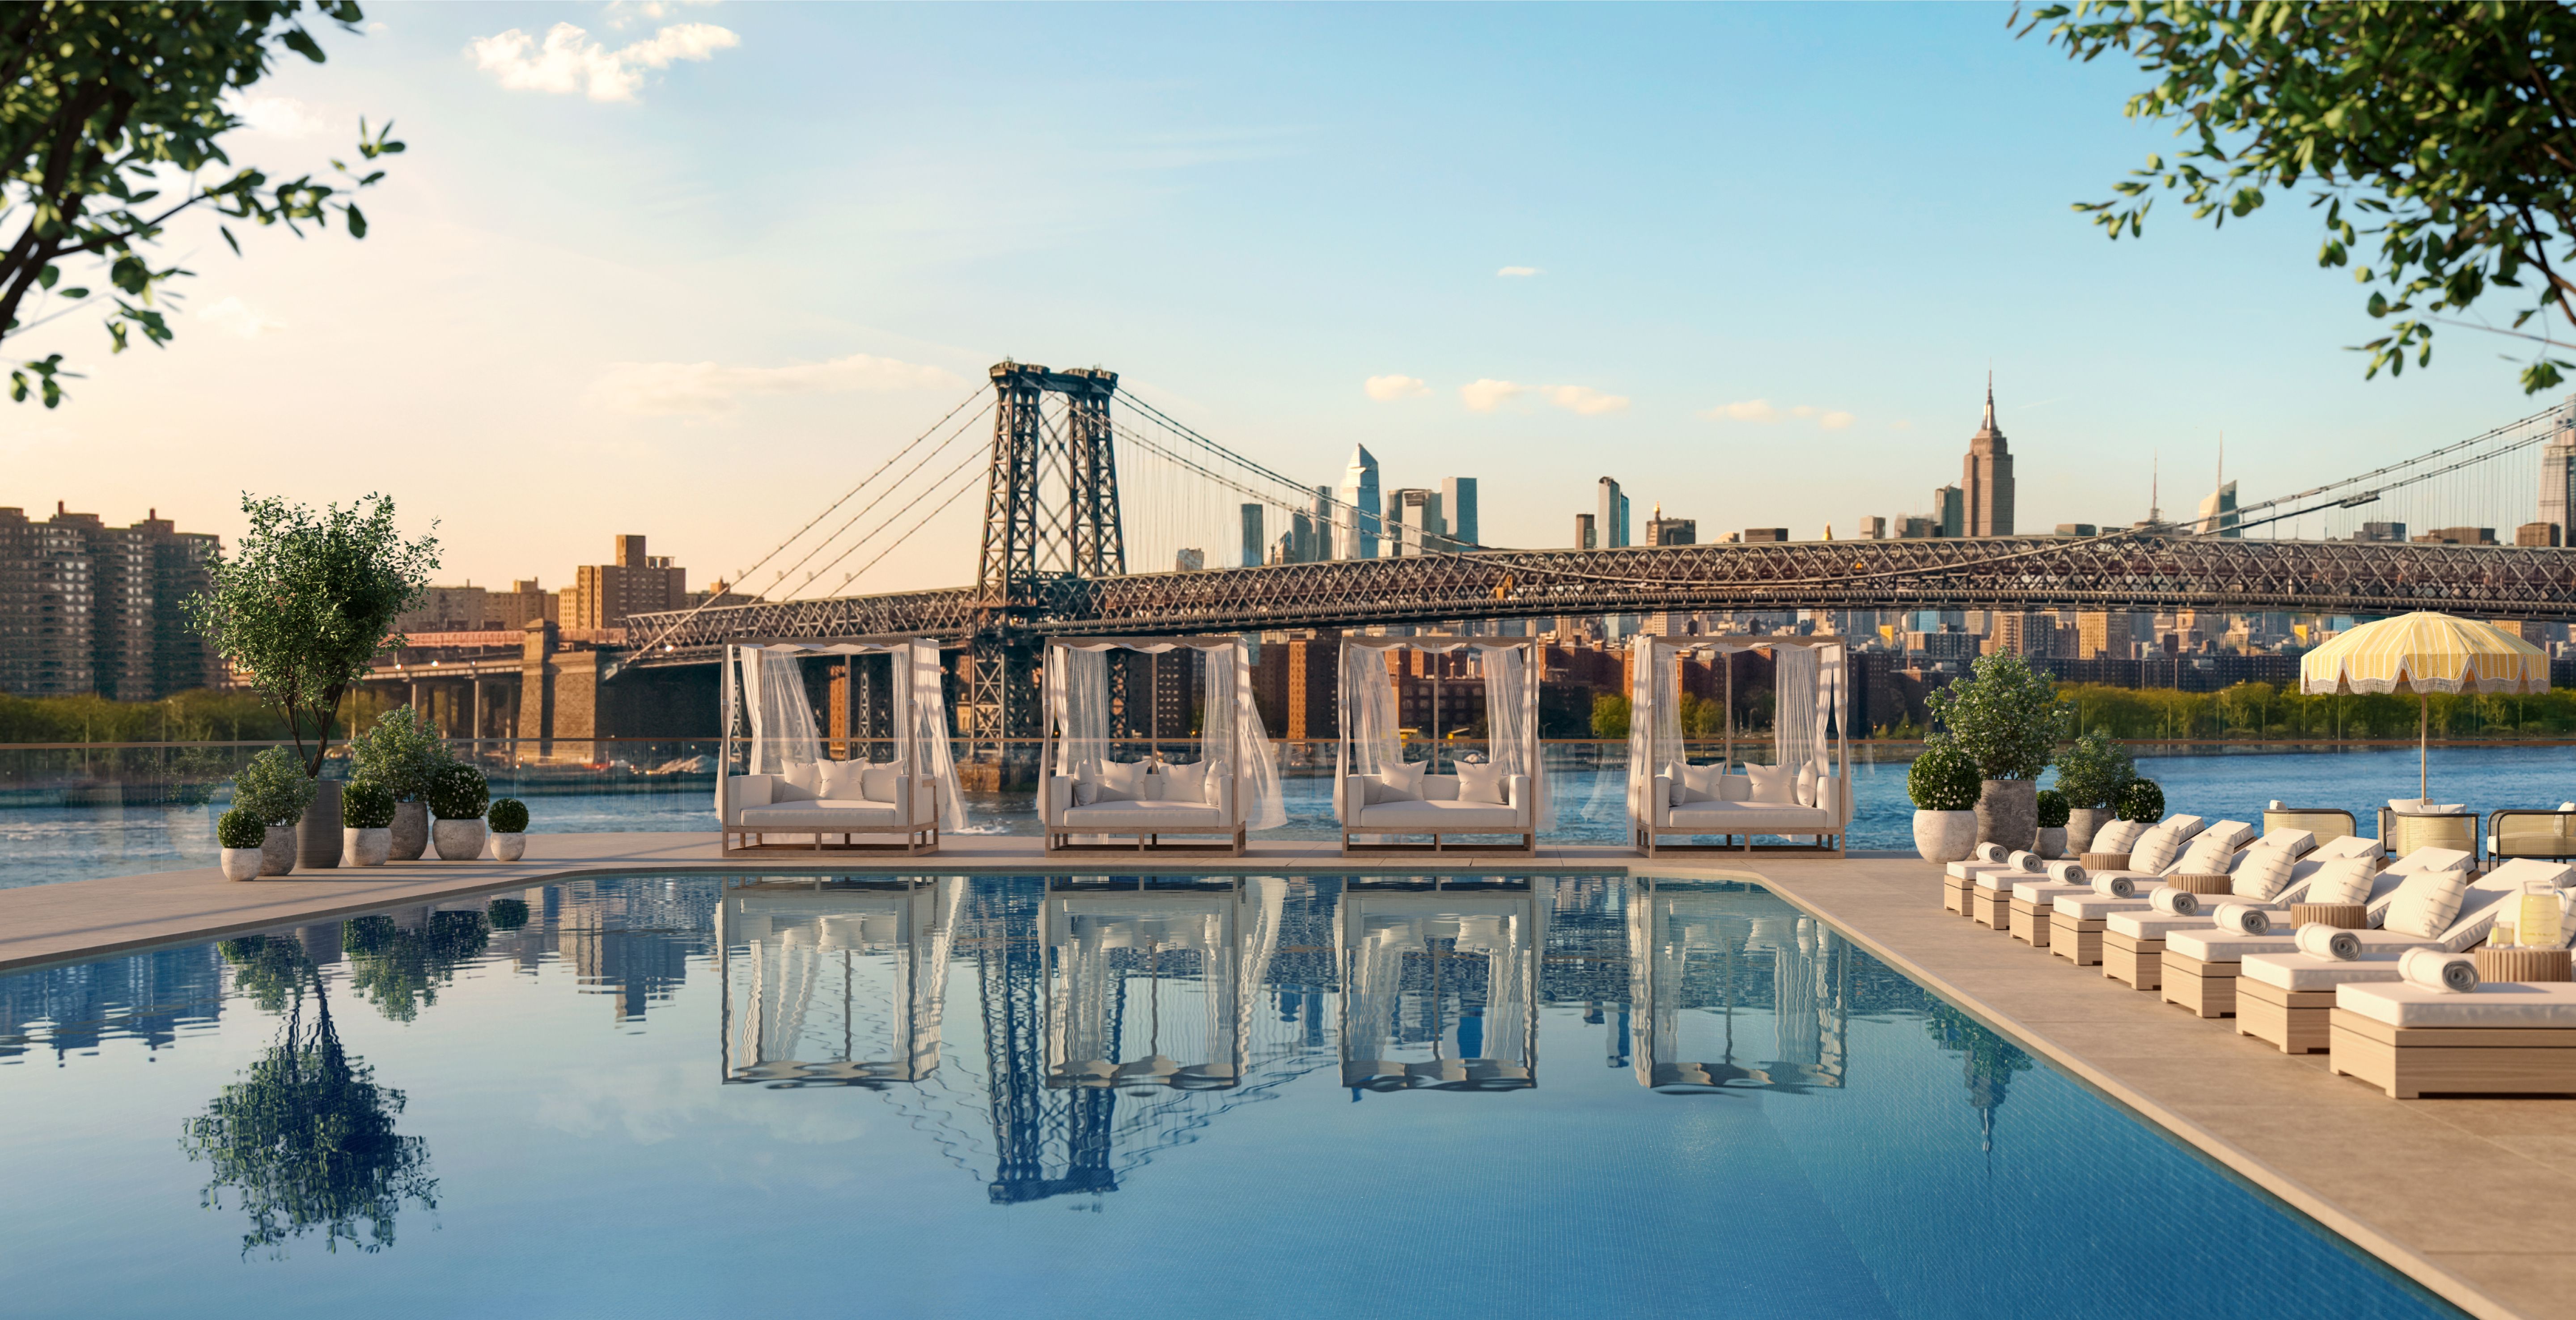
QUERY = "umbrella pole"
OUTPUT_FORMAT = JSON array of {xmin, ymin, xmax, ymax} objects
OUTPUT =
[{"xmin": 2419, "ymin": 692, "xmax": 2428, "ymax": 802}]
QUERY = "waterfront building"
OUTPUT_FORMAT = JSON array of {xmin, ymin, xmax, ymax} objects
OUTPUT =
[
  {"xmin": 1856, "ymin": 515, "xmax": 1887, "ymax": 539},
  {"xmin": 1575, "ymin": 512, "xmax": 1596, "ymax": 550},
  {"xmin": 2518, "ymin": 521, "xmax": 2563, "ymax": 547},
  {"xmin": 1961, "ymin": 377, "xmax": 2015, "ymax": 536},
  {"xmin": 2354, "ymin": 521, "xmax": 2408, "ymax": 542},
  {"xmin": 2196, "ymin": 480, "xmax": 2239, "ymax": 537},
  {"xmin": 0, "ymin": 503, "xmax": 220, "ymax": 699},
  {"xmin": 1932, "ymin": 484, "xmax": 1964, "ymax": 538},
  {"xmin": 565, "ymin": 534, "xmax": 691, "ymax": 629},
  {"xmin": 489, "ymin": 579, "xmax": 559, "ymax": 630},
  {"xmin": 1240, "ymin": 504, "xmax": 1264, "ymax": 567},
  {"xmin": 1645, "ymin": 508, "xmax": 1696, "ymax": 546},
  {"xmin": 2540, "ymin": 421, "xmax": 2576, "ymax": 546},
  {"xmin": 2413, "ymin": 526, "xmax": 2497, "ymax": 545},
  {"xmin": 1742, "ymin": 528, "xmax": 1788, "ymax": 543},
  {"xmin": 1442, "ymin": 477, "xmax": 1479, "ymax": 548},
  {"xmin": 1336, "ymin": 445, "xmax": 1381, "ymax": 559},
  {"xmin": 2077, "ymin": 610, "xmax": 2138, "ymax": 660},
  {"xmin": 1389, "ymin": 487, "xmax": 1443, "ymax": 555},
  {"xmin": 1597, "ymin": 477, "xmax": 1630, "ymax": 548}
]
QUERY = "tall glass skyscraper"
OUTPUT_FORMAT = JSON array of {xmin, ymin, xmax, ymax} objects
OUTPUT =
[{"xmin": 1338, "ymin": 444, "xmax": 1381, "ymax": 558}]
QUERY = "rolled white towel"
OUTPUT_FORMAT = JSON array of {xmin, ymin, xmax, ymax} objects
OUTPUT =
[
  {"xmin": 2045, "ymin": 860, "xmax": 2088, "ymax": 885},
  {"xmin": 2006, "ymin": 850, "xmax": 2044, "ymax": 873},
  {"xmin": 2398, "ymin": 947, "xmax": 2477, "ymax": 994},
  {"xmin": 2149, "ymin": 887, "xmax": 2200, "ymax": 917},
  {"xmin": 1975, "ymin": 842, "xmax": 2007, "ymax": 863},
  {"xmin": 2267, "ymin": 800, "xmax": 2284, "ymax": 810},
  {"xmin": 2294, "ymin": 924, "xmax": 2360, "ymax": 960},
  {"xmin": 2209, "ymin": 902, "xmax": 2271, "ymax": 936},
  {"xmin": 2092, "ymin": 873, "xmax": 2136, "ymax": 899}
]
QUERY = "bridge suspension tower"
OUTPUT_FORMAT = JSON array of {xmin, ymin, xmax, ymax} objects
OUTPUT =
[{"xmin": 964, "ymin": 361, "xmax": 1127, "ymax": 775}]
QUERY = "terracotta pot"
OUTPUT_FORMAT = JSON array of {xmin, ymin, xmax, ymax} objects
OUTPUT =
[
  {"xmin": 1914, "ymin": 809, "xmax": 1979, "ymax": 863},
  {"xmin": 344, "ymin": 826, "xmax": 391, "ymax": 867},
  {"xmin": 432, "ymin": 818, "xmax": 487, "ymax": 861},
  {"xmin": 390, "ymin": 800, "xmax": 430, "ymax": 860},
  {"xmin": 490, "ymin": 832, "xmax": 526, "ymax": 863},
  {"xmin": 258, "ymin": 825, "xmax": 297, "ymax": 876},
  {"xmin": 220, "ymin": 848, "xmax": 264, "ymax": 882},
  {"xmin": 1976, "ymin": 779, "xmax": 2039, "ymax": 852},
  {"xmin": 2066, "ymin": 807, "xmax": 2114, "ymax": 855},
  {"xmin": 296, "ymin": 778, "xmax": 342, "ymax": 869}
]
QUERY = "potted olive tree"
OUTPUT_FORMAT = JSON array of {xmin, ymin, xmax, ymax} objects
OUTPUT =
[
  {"xmin": 186, "ymin": 492, "xmax": 439, "ymax": 870},
  {"xmin": 351, "ymin": 706, "xmax": 450, "ymax": 861},
  {"xmin": 487, "ymin": 797, "xmax": 529, "ymax": 862},
  {"xmin": 216, "ymin": 807, "xmax": 267, "ymax": 881},
  {"xmin": 342, "ymin": 778, "xmax": 397, "ymax": 867},
  {"xmin": 2035, "ymin": 789, "xmax": 2070, "ymax": 859},
  {"xmin": 428, "ymin": 762, "xmax": 491, "ymax": 860},
  {"xmin": 1908, "ymin": 736, "xmax": 1982, "ymax": 863},
  {"xmin": 2051, "ymin": 730, "xmax": 2136, "ymax": 854},
  {"xmin": 1924, "ymin": 653, "xmax": 2072, "ymax": 853},
  {"xmin": 230, "ymin": 746, "xmax": 315, "ymax": 876}
]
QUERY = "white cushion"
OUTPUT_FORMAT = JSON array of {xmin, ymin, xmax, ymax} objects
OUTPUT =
[
  {"xmin": 1457, "ymin": 762, "xmax": 1508, "ymax": 805},
  {"xmin": 775, "ymin": 762, "xmax": 822, "ymax": 803},
  {"xmin": 2255, "ymin": 828, "xmax": 2317, "ymax": 859},
  {"xmin": 2337, "ymin": 980, "xmax": 2576, "ymax": 1028},
  {"xmin": 1745, "ymin": 763, "xmax": 1795, "ymax": 804},
  {"xmin": 2132, "ymin": 817, "xmax": 2207, "ymax": 874},
  {"xmin": 2199, "ymin": 819, "xmax": 2255, "ymax": 855},
  {"xmin": 1676, "ymin": 762, "xmax": 1726, "ymax": 804},
  {"xmin": 2091, "ymin": 820, "xmax": 2148, "ymax": 855},
  {"xmin": 2107, "ymin": 911, "xmax": 2237, "ymax": 939},
  {"xmin": 1796, "ymin": 762, "xmax": 1819, "ymax": 808},
  {"xmin": 1668, "ymin": 801, "xmax": 1833, "ymax": 833},
  {"xmin": 2231, "ymin": 846, "xmax": 2298, "ymax": 901},
  {"xmin": 2164, "ymin": 929, "xmax": 2301, "ymax": 962},
  {"xmin": 737, "ymin": 800, "xmax": 901, "ymax": 829},
  {"xmin": 2383, "ymin": 870, "xmax": 2468, "ymax": 939},
  {"xmin": 1357, "ymin": 799, "xmax": 1524, "ymax": 830},
  {"xmin": 2174, "ymin": 833, "xmax": 2238, "ymax": 876},
  {"xmin": 816, "ymin": 759, "xmax": 869, "ymax": 800},
  {"xmin": 2304, "ymin": 857, "xmax": 2377, "ymax": 907},
  {"xmin": 2389, "ymin": 799, "xmax": 2469, "ymax": 817},
  {"xmin": 860, "ymin": 764, "xmax": 904, "ymax": 805},
  {"xmin": 1093, "ymin": 760, "xmax": 1153, "ymax": 803},
  {"xmin": 1163, "ymin": 760, "xmax": 1214, "ymax": 804},
  {"xmin": 2012, "ymin": 879, "xmax": 2090, "ymax": 905},
  {"xmin": 2241, "ymin": 952, "xmax": 2407, "ymax": 992},
  {"xmin": 1372, "ymin": 761, "xmax": 1427, "ymax": 803},
  {"xmin": 1061, "ymin": 799, "xmax": 1227, "ymax": 830}
]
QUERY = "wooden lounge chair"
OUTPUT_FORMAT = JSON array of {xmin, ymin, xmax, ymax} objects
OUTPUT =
[
  {"xmin": 2330, "ymin": 979, "xmax": 2576, "ymax": 1099},
  {"xmin": 2490, "ymin": 805, "xmax": 2576, "ymax": 863},
  {"xmin": 2043, "ymin": 816, "xmax": 2213, "ymax": 966},
  {"xmin": 2159, "ymin": 846, "xmax": 2479, "ymax": 1019}
]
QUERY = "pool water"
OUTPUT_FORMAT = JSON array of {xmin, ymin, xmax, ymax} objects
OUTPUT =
[{"xmin": 0, "ymin": 873, "xmax": 2457, "ymax": 1319}]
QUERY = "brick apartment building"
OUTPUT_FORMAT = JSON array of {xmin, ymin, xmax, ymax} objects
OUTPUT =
[{"xmin": 0, "ymin": 503, "xmax": 220, "ymax": 698}]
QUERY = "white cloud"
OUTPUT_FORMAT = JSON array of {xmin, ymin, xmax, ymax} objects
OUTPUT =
[
  {"xmin": 1821, "ymin": 411, "xmax": 1856, "ymax": 430},
  {"xmin": 1364, "ymin": 374, "xmax": 1429, "ymax": 402},
  {"xmin": 1701, "ymin": 398, "xmax": 1855, "ymax": 429},
  {"xmin": 229, "ymin": 93, "xmax": 326, "ymax": 139},
  {"xmin": 1496, "ymin": 266, "xmax": 1542, "ymax": 278},
  {"xmin": 1790, "ymin": 404, "xmax": 1819, "ymax": 418},
  {"xmin": 470, "ymin": 21, "xmax": 739, "ymax": 103},
  {"xmin": 605, "ymin": 0, "xmax": 721, "ymax": 30},
  {"xmin": 1546, "ymin": 385, "xmax": 1629, "ymax": 415},
  {"xmin": 197, "ymin": 297, "xmax": 285, "ymax": 339},
  {"xmin": 586, "ymin": 352, "xmax": 961, "ymax": 417},
  {"xmin": 1459, "ymin": 379, "xmax": 1527, "ymax": 412}
]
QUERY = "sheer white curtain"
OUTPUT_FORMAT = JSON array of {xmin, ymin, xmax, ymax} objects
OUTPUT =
[
  {"xmin": 742, "ymin": 646, "xmax": 822, "ymax": 776},
  {"xmin": 1483, "ymin": 642, "xmax": 1543, "ymax": 825},
  {"xmin": 1206, "ymin": 642, "xmax": 1286, "ymax": 830},
  {"xmin": 909, "ymin": 640, "xmax": 969, "ymax": 829},
  {"xmin": 1627, "ymin": 640, "xmax": 1676, "ymax": 825},
  {"xmin": 1048, "ymin": 646, "xmax": 1111, "ymax": 780},
  {"xmin": 1335, "ymin": 641, "xmax": 1403, "ymax": 812},
  {"xmin": 1774, "ymin": 643, "xmax": 1820, "ymax": 774}
]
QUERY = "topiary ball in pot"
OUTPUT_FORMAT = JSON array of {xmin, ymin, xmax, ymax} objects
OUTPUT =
[
  {"xmin": 487, "ymin": 797, "xmax": 529, "ymax": 862},
  {"xmin": 487, "ymin": 897, "xmax": 531, "ymax": 931},
  {"xmin": 428, "ymin": 762, "xmax": 491, "ymax": 861},
  {"xmin": 2117, "ymin": 777, "xmax": 2165, "ymax": 824},
  {"xmin": 2034, "ymin": 788, "xmax": 2072, "ymax": 859},
  {"xmin": 1908, "ymin": 739, "xmax": 1983, "ymax": 863},
  {"xmin": 216, "ymin": 807, "xmax": 267, "ymax": 881},
  {"xmin": 341, "ymin": 778, "xmax": 397, "ymax": 867}
]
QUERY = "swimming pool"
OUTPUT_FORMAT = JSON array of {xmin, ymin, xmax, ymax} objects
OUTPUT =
[{"xmin": 0, "ymin": 873, "xmax": 2458, "ymax": 1319}]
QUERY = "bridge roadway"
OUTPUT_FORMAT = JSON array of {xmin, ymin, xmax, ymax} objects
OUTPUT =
[{"xmin": 620, "ymin": 534, "xmax": 2576, "ymax": 665}]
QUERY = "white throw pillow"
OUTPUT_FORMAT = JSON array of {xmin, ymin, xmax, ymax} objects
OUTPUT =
[
  {"xmin": 1679, "ymin": 762, "xmax": 1727, "ymax": 804},
  {"xmin": 860, "ymin": 764, "xmax": 904, "ymax": 805},
  {"xmin": 2230, "ymin": 845, "xmax": 2296, "ymax": 901},
  {"xmin": 1745, "ymin": 762, "xmax": 1795, "ymax": 804},
  {"xmin": 775, "ymin": 762, "xmax": 822, "ymax": 803},
  {"xmin": 2256, "ymin": 829, "xmax": 2317, "ymax": 860},
  {"xmin": 2131, "ymin": 825, "xmax": 2186, "ymax": 874},
  {"xmin": 1796, "ymin": 762, "xmax": 1819, "ymax": 808},
  {"xmin": 1162, "ymin": 760, "xmax": 1212, "ymax": 804},
  {"xmin": 2304, "ymin": 856, "xmax": 2377, "ymax": 907},
  {"xmin": 2174, "ymin": 833, "xmax": 2237, "ymax": 876},
  {"xmin": 2091, "ymin": 820, "xmax": 2147, "ymax": 855},
  {"xmin": 816, "ymin": 759, "xmax": 869, "ymax": 801},
  {"xmin": 2197, "ymin": 820, "xmax": 2256, "ymax": 855},
  {"xmin": 1094, "ymin": 760, "xmax": 1154, "ymax": 803},
  {"xmin": 1666, "ymin": 763, "xmax": 1688, "ymax": 807},
  {"xmin": 1457, "ymin": 762, "xmax": 1508, "ymax": 805},
  {"xmin": 2382, "ymin": 870, "xmax": 2468, "ymax": 939}
]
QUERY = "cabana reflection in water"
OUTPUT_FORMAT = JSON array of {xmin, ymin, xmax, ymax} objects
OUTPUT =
[
  {"xmin": 1628, "ymin": 883, "xmax": 1848, "ymax": 1092},
  {"xmin": 1338, "ymin": 880, "xmax": 1545, "ymax": 1090},
  {"xmin": 1041, "ymin": 877, "xmax": 1286, "ymax": 1090},
  {"xmin": 718, "ymin": 878, "xmax": 962, "ymax": 1085}
]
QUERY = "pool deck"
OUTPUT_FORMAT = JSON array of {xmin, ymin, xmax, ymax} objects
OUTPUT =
[{"xmin": 5, "ymin": 836, "xmax": 2570, "ymax": 1320}]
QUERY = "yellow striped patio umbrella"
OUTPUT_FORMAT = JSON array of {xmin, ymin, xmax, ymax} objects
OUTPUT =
[{"xmin": 2299, "ymin": 611, "xmax": 2548, "ymax": 801}]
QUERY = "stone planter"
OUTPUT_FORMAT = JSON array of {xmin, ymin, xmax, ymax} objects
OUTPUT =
[
  {"xmin": 219, "ymin": 848, "xmax": 264, "ymax": 882},
  {"xmin": 2066, "ymin": 807, "xmax": 2114, "ymax": 855},
  {"xmin": 344, "ymin": 826, "xmax": 391, "ymax": 867},
  {"xmin": 432, "ymin": 817, "xmax": 487, "ymax": 861},
  {"xmin": 2036, "ymin": 825, "xmax": 2068, "ymax": 859},
  {"xmin": 390, "ymin": 800, "xmax": 430, "ymax": 861},
  {"xmin": 258, "ymin": 825, "xmax": 297, "ymax": 876},
  {"xmin": 1914, "ymin": 809, "xmax": 1979, "ymax": 863},
  {"xmin": 297, "ymin": 778, "xmax": 343, "ymax": 869},
  {"xmin": 1976, "ymin": 779, "xmax": 2039, "ymax": 852},
  {"xmin": 490, "ymin": 832, "xmax": 526, "ymax": 863}
]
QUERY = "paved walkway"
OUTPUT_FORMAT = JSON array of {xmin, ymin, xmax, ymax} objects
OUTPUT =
[{"xmin": 4, "ymin": 838, "xmax": 2567, "ymax": 1320}]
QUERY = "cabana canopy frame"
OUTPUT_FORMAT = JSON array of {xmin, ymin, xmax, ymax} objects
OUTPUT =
[
  {"xmin": 1627, "ymin": 635, "xmax": 1849, "ymax": 857},
  {"xmin": 718, "ymin": 636, "xmax": 961, "ymax": 855},
  {"xmin": 1040, "ymin": 635, "xmax": 1284, "ymax": 855},
  {"xmin": 1334, "ymin": 635, "xmax": 1544, "ymax": 856}
]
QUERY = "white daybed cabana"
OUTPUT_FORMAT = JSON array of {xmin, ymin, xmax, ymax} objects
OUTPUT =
[
  {"xmin": 717, "ymin": 637, "xmax": 965, "ymax": 855},
  {"xmin": 1626, "ymin": 635, "xmax": 1851, "ymax": 857},
  {"xmin": 1335, "ymin": 635, "xmax": 1545, "ymax": 855},
  {"xmin": 1040, "ymin": 636, "xmax": 1286, "ymax": 855}
]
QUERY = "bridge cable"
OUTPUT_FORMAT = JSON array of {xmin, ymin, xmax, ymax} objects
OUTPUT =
[
  {"xmin": 792, "ymin": 442, "xmax": 992, "ymax": 598},
  {"xmin": 761, "ymin": 398, "xmax": 991, "ymax": 596},
  {"xmin": 823, "ymin": 457, "xmax": 993, "ymax": 597}
]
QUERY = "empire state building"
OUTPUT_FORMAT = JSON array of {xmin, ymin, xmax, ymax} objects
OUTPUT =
[{"xmin": 1962, "ymin": 376, "xmax": 2014, "ymax": 537}]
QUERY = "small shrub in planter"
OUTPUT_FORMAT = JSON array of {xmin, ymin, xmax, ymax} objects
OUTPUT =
[
  {"xmin": 350, "ymin": 705, "xmax": 452, "ymax": 804},
  {"xmin": 230, "ymin": 746, "xmax": 316, "ymax": 826},
  {"xmin": 343, "ymin": 779, "xmax": 397, "ymax": 829},
  {"xmin": 2117, "ymin": 777, "xmax": 2166, "ymax": 823},
  {"xmin": 487, "ymin": 897, "xmax": 531, "ymax": 931},
  {"xmin": 428, "ymin": 763, "xmax": 489, "ymax": 821},
  {"xmin": 2036, "ymin": 789, "xmax": 2071, "ymax": 829},
  {"xmin": 2051, "ymin": 731, "xmax": 2135, "ymax": 811},
  {"xmin": 1907, "ymin": 740, "xmax": 1981, "ymax": 812},
  {"xmin": 488, "ymin": 798, "xmax": 529, "ymax": 834},
  {"xmin": 217, "ymin": 808, "xmax": 267, "ymax": 850}
]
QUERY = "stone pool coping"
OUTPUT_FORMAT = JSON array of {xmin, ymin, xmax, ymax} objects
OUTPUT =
[{"xmin": 0, "ymin": 834, "xmax": 2558, "ymax": 1320}]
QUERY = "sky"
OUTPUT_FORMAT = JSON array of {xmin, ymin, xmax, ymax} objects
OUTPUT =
[{"xmin": 8, "ymin": 1, "xmax": 2567, "ymax": 599}]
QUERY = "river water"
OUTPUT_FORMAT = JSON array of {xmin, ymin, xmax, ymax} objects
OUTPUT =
[{"xmin": 4, "ymin": 744, "xmax": 2568, "ymax": 890}]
